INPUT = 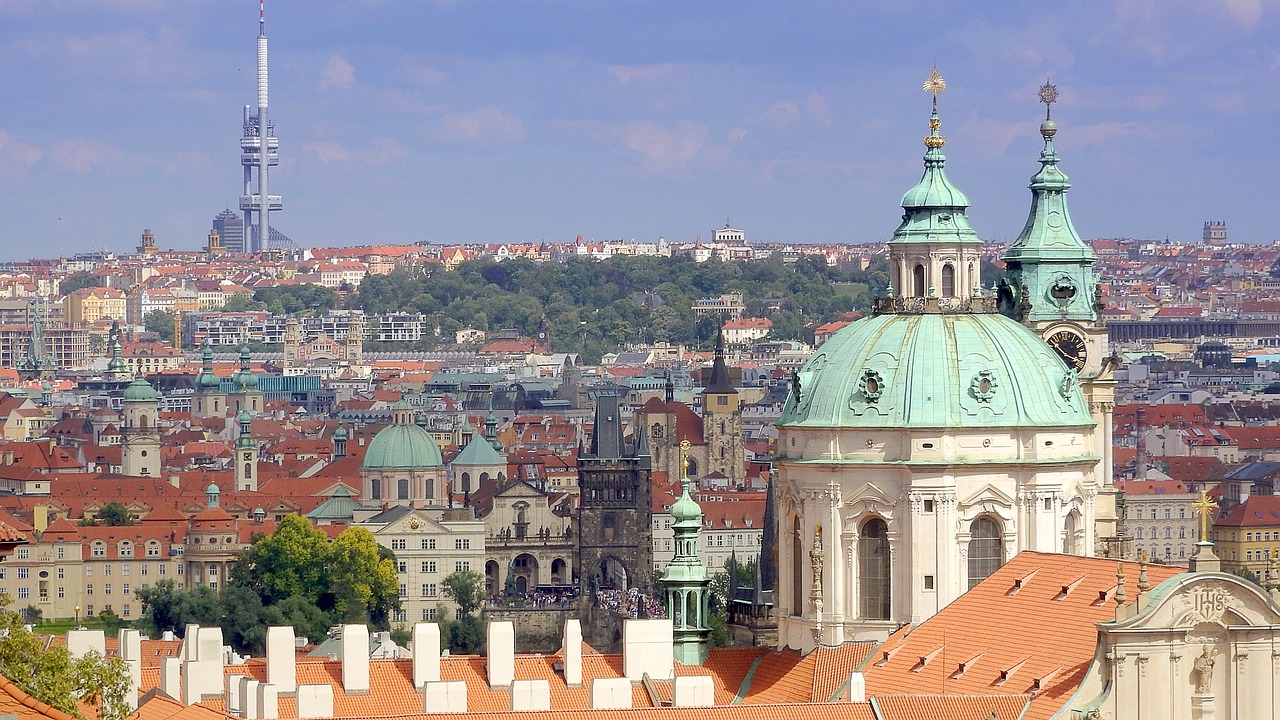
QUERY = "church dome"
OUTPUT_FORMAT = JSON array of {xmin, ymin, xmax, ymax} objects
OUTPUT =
[
  {"xmin": 123, "ymin": 376, "xmax": 160, "ymax": 403},
  {"xmin": 780, "ymin": 312, "xmax": 1093, "ymax": 430},
  {"xmin": 361, "ymin": 400, "xmax": 443, "ymax": 470},
  {"xmin": 670, "ymin": 485, "xmax": 702, "ymax": 525}
]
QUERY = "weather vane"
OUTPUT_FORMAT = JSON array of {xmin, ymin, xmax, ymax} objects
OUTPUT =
[
  {"xmin": 1038, "ymin": 80, "xmax": 1059, "ymax": 120},
  {"xmin": 923, "ymin": 67, "xmax": 947, "ymax": 110}
]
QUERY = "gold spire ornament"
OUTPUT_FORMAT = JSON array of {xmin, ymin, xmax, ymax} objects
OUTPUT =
[
  {"xmin": 923, "ymin": 68, "xmax": 947, "ymax": 149},
  {"xmin": 679, "ymin": 439, "xmax": 692, "ymax": 479},
  {"xmin": 1038, "ymin": 80, "xmax": 1059, "ymax": 117},
  {"xmin": 1192, "ymin": 489, "xmax": 1219, "ymax": 543}
]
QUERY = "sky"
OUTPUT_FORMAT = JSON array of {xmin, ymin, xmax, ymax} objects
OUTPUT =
[{"xmin": 0, "ymin": 0, "xmax": 1277, "ymax": 260}]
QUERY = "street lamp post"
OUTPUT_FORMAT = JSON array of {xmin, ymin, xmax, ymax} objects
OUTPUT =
[{"xmin": 74, "ymin": 605, "xmax": 80, "ymax": 628}]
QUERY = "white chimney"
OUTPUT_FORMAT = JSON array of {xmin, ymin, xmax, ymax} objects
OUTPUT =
[
  {"xmin": 226, "ymin": 674, "xmax": 244, "ymax": 716},
  {"xmin": 256, "ymin": 683, "xmax": 279, "ymax": 720},
  {"xmin": 295, "ymin": 685, "xmax": 335, "ymax": 719},
  {"xmin": 672, "ymin": 676, "xmax": 714, "ymax": 707},
  {"xmin": 486, "ymin": 621, "xmax": 515, "ymax": 688},
  {"xmin": 848, "ymin": 672, "xmax": 866, "ymax": 703},
  {"xmin": 622, "ymin": 619, "xmax": 674, "ymax": 681},
  {"xmin": 182, "ymin": 624, "xmax": 201, "ymax": 660},
  {"xmin": 590, "ymin": 678, "xmax": 633, "ymax": 709},
  {"xmin": 422, "ymin": 681, "xmax": 467, "ymax": 713},
  {"xmin": 562, "ymin": 619, "xmax": 582, "ymax": 686},
  {"xmin": 510, "ymin": 680, "xmax": 551, "ymax": 711},
  {"xmin": 160, "ymin": 657, "xmax": 181, "ymax": 703},
  {"xmin": 340, "ymin": 624, "xmax": 370, "ymax": 693},
  {"xmin": 162, "ymin": 630, "xmax": 176, "ymax": 642},
  {"xmin": 239, "ymin": 679, "xmax": 260, "ymax": 719},
  {"xmin": 66, "ymin": 629, "xmax": 106, "ymax": 659},
  {"xmin": 266, "ymin": 626, "xmax": 297, "ymax": 692},
  {"xmin": 118, "ymin": 628, "xmax": 142, "ymax": 710},
  {"xmin": 412, "ymin": 623, "xmax": 440, "ymax": 687}
]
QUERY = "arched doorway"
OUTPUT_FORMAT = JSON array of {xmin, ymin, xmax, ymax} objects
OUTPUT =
[
  {"xmin": 941, "ymin": 264, "xmax": 956, "ymax": 297},
  {"xmin": 599, "ymin": 556, "xmax": 627, "ymax": 590},
  {"xmin": 913, "ymin": 264, "xmax": 926, "ymax": 297},
  {"xmin": 485, "ymin": 560, "xmax": 499, "ymax": 595},
  {"xmin": 1063, "ymin": 510, "xmax": 1082, "ymax": 555},
  {"xmin": 551, "ymin": 558, "xmax": 567, "ymax": 584},
  {"xmin": 858, "ymin": 517, "xmax": 891, "ymax": 620},
  {"xmin": 513, "ymin": 553, "xmax": 538, "ymax": 593},
  {"xmin": 968, "ymin": 516, "xmax": 1004, "ymax": 589}
]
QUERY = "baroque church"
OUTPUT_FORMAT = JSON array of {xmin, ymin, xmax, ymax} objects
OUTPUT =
[{"xmin": 775, "ymin": 78, "xmax": 1118, "ymax": 648}]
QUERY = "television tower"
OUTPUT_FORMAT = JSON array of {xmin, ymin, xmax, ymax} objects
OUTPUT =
[{"xmin": 238, "ymin": 0, "xmax": 282, "ymax": 254}]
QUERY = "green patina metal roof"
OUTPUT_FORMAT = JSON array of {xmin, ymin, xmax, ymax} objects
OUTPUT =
[
  {"xmin": 362, "ymin": 413, "xmax": 443, "ymax": 470},
  {"xmin": 779, "ymin": 311, "xmax": 1095, "ymax": 430},
  {"xmin": 888, "ymin": 109, "xmax": 981, "ymax": 247},
  {"xmin": 453, "ymin": 433, "xmax": 504, "ymax": 466},
  {"xmin": 123, "ymin": 375, "xmax": 160, "ymax": 403}
]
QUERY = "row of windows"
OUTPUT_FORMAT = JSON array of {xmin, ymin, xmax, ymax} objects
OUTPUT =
[
  {"xmin": 1133, "ymin": 546, "xmax": 1186, "ymax": 560},
  {"xmin": 85, "ymin": 583, "xmax": 136, "ymax": 595},
  {"xmin": 389, "ymin": 538, "xmax": 441, "ymax": 551},
  {"xmin": 1124, "ymin": 507, "xmax": 1189, "ymax": 520},
  {"xmin": 1246, "ymin": 531, "xmax": 1280, "ymax": 542},
  {"xmin": 1133, "ymin": 527, "xmax": 1187, "ymax": 540}
]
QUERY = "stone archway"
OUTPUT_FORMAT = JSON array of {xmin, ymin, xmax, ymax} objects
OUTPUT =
[{"xmin": 513, "ymin": 553, "xmax": 538, "ymax": 593}]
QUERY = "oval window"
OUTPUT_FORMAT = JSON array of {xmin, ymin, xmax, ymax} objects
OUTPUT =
[{"xmin": 865, "ymin": 378, "xmax": 879, "ymax": 395}]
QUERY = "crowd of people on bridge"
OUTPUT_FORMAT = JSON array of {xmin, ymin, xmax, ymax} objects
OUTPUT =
[{"xmin": 594, "ymin": 588, "xmax": 665, "ymax": 618}]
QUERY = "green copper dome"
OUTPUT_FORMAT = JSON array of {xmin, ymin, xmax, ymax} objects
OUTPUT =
[
  {"xmin": 670, "ymin": 483, "xmax": 702, "ymax": 525},
  {"xmin": 362, "ymin": 400, "xmax": 443, "ymax": 470},
  {"xmin": 232, "ymin": 346, "xmax": 259, "ymax": 390},
  {"xmin": 780, "ymin": 304, "xmax": 1093, "ymax": 430},
  {"xmin": 123, "ymin": 376, "xmax": 160, "ymax": 403},
  {"xmin": 197, "ymin": 342, "xmax": 222, "ymax": 390}
]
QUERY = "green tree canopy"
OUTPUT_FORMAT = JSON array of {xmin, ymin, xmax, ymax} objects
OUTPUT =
[
  {"xmin": 441, "ymin": 570, "xmax": 485, "ymax": 616},
  {"xmin": 0, "ymin": 592, "xmax": 130, "ymax": 720},
  {"xmin": 95, "ymin": 502, "xmax": 134, "ymax": 526},
  {"xmin": 143, "ymin": 310, "xmax": 175, "ymax": 344},
  {"xmin": 231, "ymin": 514, "xmax": 331, "ymax": 606},
  {"xmin": 59, "ymin": 271, "xmax": 99, "ymax": 295},
  {"xmin": 328, "ymin": 527, "xmax": 400, "ymax": 626}
]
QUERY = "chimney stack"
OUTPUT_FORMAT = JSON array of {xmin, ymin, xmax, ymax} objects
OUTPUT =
[
  {"xmin": 266, "ymin": 626, "xmax": 297, "ymax": 692},
  {"xmin": 562, "ymin": 619, "xmax": 582, "ymax": 686},
  {"xmin": 486, "ymin": 621, "xmax": 515, "ymax": 688},
  {"xmin": 412, "ymin": 623, "xmax": 440, "ymax": 687},
  {"xmin": 340, "ymin": 624, "xmax": 370, "ymax": 693}
]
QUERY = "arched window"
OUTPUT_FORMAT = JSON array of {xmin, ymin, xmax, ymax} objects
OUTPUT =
[
  {"xmin": 791, "ymin": 517, "xmax": 804, "ymax": 616},
  {"xmin": 941, "ymin": 264, "xmax": 956, "ymax": 297},
  {"xmin": 913, "ymin": 264, "xmax": 926, "ymax": 297},
  {"xmin": 397, "ymin": 478, "xmax": 409, "ymax": 500},
  {"xmin": 1062, "ymin": 511, "xmax": 1081, "ymax": 555},
  {"xmin": 370, "ymin": 478, "xmax": 381, "ymax": 500},
  {"xmin": 686, "ymin": 457, "xmax": 698, "ymax": 477},
  {"xmin": 967, "ymin": 516, "xmax": 1003, "ymax": 589},
  {"xmin": 243, "ymin": 463, "xmax": 252, "ymax": 478},
  {"xmin": 1165, "ymin": 527, "xmax": 1172, "ymax": 539},
  {"xmin": 461, "ymin": 472, "xmax": 471, "ymax": 493},
  {"xmin": 858, "ymin": 517, "xmax": 891, "ymax": 620},
  {"xmin": 138, "ymin": 415, "xmax": 149, "ymax": 429}
]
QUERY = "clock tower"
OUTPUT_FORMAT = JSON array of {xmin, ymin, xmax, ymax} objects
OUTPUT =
[{"xmin": 1000, "ymin": 83, "xmax": 1120, "ymax": 556}]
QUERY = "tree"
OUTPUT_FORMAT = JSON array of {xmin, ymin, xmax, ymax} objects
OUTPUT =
[
  {"xmin": 231, "ymin": 514, "xmax": 331, "ymax": 605},
  {"xmin": 0, "ymin": 592, "xmax": 130, "ymax": 720},
  {"xmin": 59, "ymin": 271, "xmax": 99, "ymax": 295},
  {"xmin": 441, "ymin": 571, "xmax": 485, "ymax": 616},
  {"xmin": 327, "ymin": 527, "xmax": 401, "ymax": 628},
  {"xmin": 448, "ymin": 615, "xmax": 484, "ymax": 654},
  {"xmin": 95, "ymin": 502, "xmax": 134, "ymax": 526},
  {"xmin": 143, "ymin": 310, "xmax": 175, "ymax": 344}
]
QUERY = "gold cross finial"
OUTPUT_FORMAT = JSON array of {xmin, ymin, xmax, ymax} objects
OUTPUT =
[
  {"xmin": 679, "ymin": 439, "xmax": 691, "ymax": 479},
  {"xmin": 923, "ymin": 67, "xmax": 946, "ymax": 100},
  {"xmin": 923, "ymin": 68, "xmax": 947, "ymax": 147},
  {"xmin": 1192, "ymin": 489, "xmax": 1219, "ymax": 543}
]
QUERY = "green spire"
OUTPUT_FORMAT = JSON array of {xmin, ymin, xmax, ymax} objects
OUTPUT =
[
  {"xmin": 661, "ymin": 441, "xmax": 711, "ymax": 665},
  {"xmin": 1001, "ymin": 82, "xmax": 1099, "ymax": 324},
  {"xmin": 888, "ymin": 71, "xmax": 981, "ymax": 248},
  {"xmin": 196, "ymin": 339, "xmax": 222, "ymax": 391},
  {"xmin": 235, "ymin": 409, "xmax": 256, "ymax": 450}
]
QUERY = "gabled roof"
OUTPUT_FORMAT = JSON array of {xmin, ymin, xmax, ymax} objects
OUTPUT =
[{"xmin": 453, "ymin": 434, "xmax": 505, "ymax": 467}]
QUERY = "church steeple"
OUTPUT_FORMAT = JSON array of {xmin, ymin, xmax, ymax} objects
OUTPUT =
[
  {"xmin": 662, "ymin": 440, "xmax": 711, "ymax": 665},
  {"xmin": 883, "ymin": 69, "xmax": 984, "ymax": 304},
  {"xmin": 1000, "ymin": 81, "xmax": 1098, "ymax": 324}
]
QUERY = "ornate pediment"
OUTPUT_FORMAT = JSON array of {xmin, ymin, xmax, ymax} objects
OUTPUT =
[
  {"xmin": 958, "ymin": 483, "xmax": 1016, "ymax": 511},
  {"xmin": 1114, "ymin": 573, "xmax": 1280, "ymax": 631},
  {"xmin": 844, "ymin": 483, "xmax": 896, "ymax": 512}
]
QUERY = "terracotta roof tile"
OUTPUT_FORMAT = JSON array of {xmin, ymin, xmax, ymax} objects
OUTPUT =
[{"xmin": 872, "ymin": 693, "xmax": 1032, "ymax": 720}]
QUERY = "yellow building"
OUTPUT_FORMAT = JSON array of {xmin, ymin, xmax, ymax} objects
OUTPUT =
[
  {"xmin": 1212, "ymin": 494, "xmax": 1280, "ymax": 581},
  {"xmin": 64, "ymin": 288, "xmax": 126, "ymax": 324}
]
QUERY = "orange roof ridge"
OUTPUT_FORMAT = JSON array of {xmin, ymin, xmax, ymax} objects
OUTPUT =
[{"xmin": 0, "ymin": 672, "xmax": 80, "ymax": 720}]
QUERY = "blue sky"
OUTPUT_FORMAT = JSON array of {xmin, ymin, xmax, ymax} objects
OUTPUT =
[{"xmin": 0, "ymin": 0, "xmax": 1275, "ymax": 259}]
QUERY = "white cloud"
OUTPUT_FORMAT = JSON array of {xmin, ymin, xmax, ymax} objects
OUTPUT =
[
  {"xmin": 0, "ymin": 130, "xmax": 41, "ymax": 177},
  {"xmin": 50, "ymin": 138, "xmax": 120, "ymax": 173},
  {"xmin": 320, "ymin": 55, "xmax": 356, "ymax": 90},
  {"xmin": 300, "ymin": 140, "xmax": 354, "ymax": 163},
  {"xmin": 406, "ymin": 65, "xmax": 448, "ymax": 87},
  {"xmin": 613, "ymin": 120, "xmax": 708, "ymax": 172},
  {"xmin": 439, "ymin": 107, "xmax": 526, "ymax": 146},
  {"xmin": 300, "ymin": 139, "xmax": 406, "ymax": 164}
]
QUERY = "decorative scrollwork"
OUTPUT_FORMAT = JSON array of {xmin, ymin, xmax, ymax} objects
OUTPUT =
[
  {"xmin": 859, "ymin": 369, "xmax": 885, "ymax": 402},
  {"xmin": 970, "ymin": 369, "xmax": 998, "ymax": 402}
]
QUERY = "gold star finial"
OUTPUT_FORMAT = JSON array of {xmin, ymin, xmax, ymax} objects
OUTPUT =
[
  {"xmin": 679, "ymin": 439, "xmax": 692, "ymax": 479},
  {"xmin": 1038, "ymin": 80, "xmax": 1059, "ymax": 120},
  {"xmin": 923, "ymin": 68, "xmax": 947, "ymax": 148}
]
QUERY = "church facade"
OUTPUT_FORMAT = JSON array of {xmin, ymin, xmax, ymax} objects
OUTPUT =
[{"xmin": 775, "ymin": 79, "xmax": 1116, "ymax": 649}]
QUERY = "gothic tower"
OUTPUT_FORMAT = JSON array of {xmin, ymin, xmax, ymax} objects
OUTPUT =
[
  {"xmin": 283, "ymin": 318, "xmax": 301, "ymax": 375},
  {"xmin": 1000, "ymin": 83, "xmax": 1118, "ymax": 556},
  {"xmin": 234, "ymin": 409, "xmax": 258, "ymax": 492},
  {"xmin": 121, "ymin": 376, "xmax": 161, "ymax": 477},
  {"xmin": 577, "ymin": 390, "xmax": 653, "ymax": 596},
  {"xmin": 345, "ymin": 312, "xmax": 364, "ymax": 365},
  {"xmin": 702, "ymin": 327, "xmax": 744, "ymax": 484}
]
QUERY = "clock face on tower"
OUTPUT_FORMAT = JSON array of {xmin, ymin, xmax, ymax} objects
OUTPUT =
[{"xmin": 1047, "ymin": 329, "xmax": 1088, "ymax": 373}]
